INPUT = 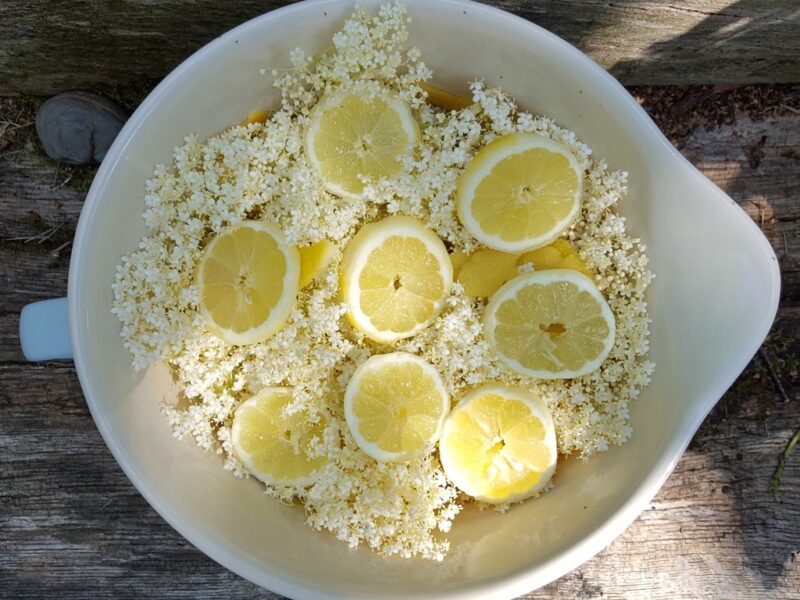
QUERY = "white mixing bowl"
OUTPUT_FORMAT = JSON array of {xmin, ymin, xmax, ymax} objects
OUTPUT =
[{"xmin": 22, "ymin": 0, "xmax": 779, "ymax": 597}]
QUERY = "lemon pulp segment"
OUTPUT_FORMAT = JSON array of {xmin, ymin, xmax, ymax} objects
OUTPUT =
[
  {"xmin": 456, "ymin": 248, "xmax": 519, "ymax": 298},
  {"xmin": 298, "ymin": 239, "xmax": 336, "ymax": 288},
  {"xmin": 452, "ymin": 239, "xmax": 592, "ymax": 299},
  {"xmin": 517, "ymin": 238, "xmax": 592, "ymax": 278},
  {"xmin": 419, "ymin": 81, "xmax": 473, "ymax": 111},
  {"xmin": 449, "ymin": 252, "xmax": 469, "ymax": 278}
]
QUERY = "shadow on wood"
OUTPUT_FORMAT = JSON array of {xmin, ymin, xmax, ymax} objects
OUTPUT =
[
  {"xmin": 607, "ymin": 0, "xmax": 800, "ymax": 84},
  {"xmin": 1, "ymin": 0, "xmax": 800, "ymax": 94}
]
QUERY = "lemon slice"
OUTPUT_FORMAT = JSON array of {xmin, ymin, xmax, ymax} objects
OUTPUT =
[
  {"xmin": 484, "ymin": 270, "xmax": 615, "ymax": 379},
  {"xmin": 197, "ymin": 221, "xmax": 300, "ymax": 345},
  {"xmin": 340, "ymin": 215, "xmax": 452, "ymax": 343},
  {"xmin": 231, "ymin": 387, "xmax": 327, "ymax": 486},
  {"xmin": 439, "ymin": 385, "xmax": 557, "ymax": 504},
  {"xmin": 344, "ymin": 352, "xmax": 450, "ymax": 462},
  {"xmin": 457, "ymin": 132, "xmax": 583, "ymax": 252},
  {"xmin": 298, "ymin": 239, "xmax": 336, "ymax": 288},
  {"xmin": 517, "ymin": 238, "xmax": 592, "ymax": 278},
  {"xmin": 305, "ymin": 89, "xmax": 418, "ymax": 199}
]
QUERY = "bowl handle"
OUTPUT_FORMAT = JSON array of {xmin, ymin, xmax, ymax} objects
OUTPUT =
[{"xmin": 19, "ymin": 298, "xmax": 73, "ymax": 361}]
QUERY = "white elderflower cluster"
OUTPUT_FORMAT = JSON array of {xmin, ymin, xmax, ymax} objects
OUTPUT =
[
  {"xmin": 112, "ymin": 1, "xmax": 653, "ymax": 559},
  {"xmin": 272, "ymin": 2, "xmax": 431, "ymax": 114},
  {"xmin": 303, "ymin": 434, "xmax": 461, "ymax": 560}
]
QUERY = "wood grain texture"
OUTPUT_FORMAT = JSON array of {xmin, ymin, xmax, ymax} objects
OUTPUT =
[
  {"xmin": 1, "ymin": 84, "xmax": 799, "ymax": 598},
  {"xmin": 684, "ymin": 116, "xmax": 800, "ymax": 297},
  {"xmin": 2, "ymin": 0, "xmax": 800, "ymax": 95}
]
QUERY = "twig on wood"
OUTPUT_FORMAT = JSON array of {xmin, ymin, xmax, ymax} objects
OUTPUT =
[
  {"xmin": 37, "ymin": 221, "xmax": 64, "ymax": 244},
  {"xmin": 0, "ymin": 119, "xmax": 33, "ymax": 129},
  {"xmin": 5, "ymin": 221, "xmax": 64, "ymax": 244},
  {"xmin": 0, "ymin": 149, "xmax": 23, "ymax": 160},
  {"xmin": 771, "ymin": 427, "xmax": 800, "ymax": 495},
  {"xmin": 51, "ymin": 172, "xmax": 74, "ymax": 191},
  {"xmin": 0, "ymin": 112, "xmax": 34, "ymax": 148},
  {"xmin": 50, "ymin": 239, "xmax": 72, "ymax": 256},
  {"xmin": 761, "ymin": 345, "xmax": 797, "ymax": 494},
  {"xmin": 760, "ymin": 346, "xmax": 791, "ymax": 404}
]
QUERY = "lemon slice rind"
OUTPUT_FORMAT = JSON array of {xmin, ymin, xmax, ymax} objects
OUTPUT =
[
  {"xmin": 305, "ymin": 90, "xmax": 419, "ymax": 200},
  {"xmin": 340, "ymin": 215, "xmax": 453, "ymax": 343},
  {"xmin": 197, "ymin": 221, "xmax": 300, "ymax": 346},
  {"xmin": 457, "ymin": 132, "xmax": 583, "ymax": 253},
  {"xmin": 439, "ymin": 385, "xmax": 557, "ymax": 504},
  {"xmin": 484, "ymin": 269, "xmax": 616, "ymax": 379},
  {"xmin": 344, "ymin": 352, "xmax": 450, "ymax": 462}
]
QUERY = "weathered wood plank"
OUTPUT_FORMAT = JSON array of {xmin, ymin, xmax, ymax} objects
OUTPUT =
[
  {"xmin": 682, "ymin": 115, "xmax": 800, "ymax": 221},
  {"xmin": 631, "ymin": 84, "xmax": 800, "ymax": 217},
  {"xmin": 631, "ymin": 85, "xmax": 800, "ymax": 301},
  {"xmin": 1, "ymin": 0, "xmax": 800, "ymax": 95}
]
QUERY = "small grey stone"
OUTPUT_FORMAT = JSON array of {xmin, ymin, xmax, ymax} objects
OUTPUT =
[{"xmin": 35, "ymin": 92, "xmax": 128, "ymax": 165}]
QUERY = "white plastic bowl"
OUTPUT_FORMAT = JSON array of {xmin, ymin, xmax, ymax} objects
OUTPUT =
[{"xmin": 30, "ymin": 0, "xmax": 780, "ymax": 597}]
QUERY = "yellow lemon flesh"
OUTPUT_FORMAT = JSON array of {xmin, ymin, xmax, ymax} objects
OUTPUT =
[
  {"xmin": 439, "ymin": 385, "xmax": 557, "ymax": 504},
  {"xmin": 457, "ymin": 132, "xmax": 583, "ymax": 253},
  {"xmin": 419, "ymin": 81, "xmax": 473, "ymax": 111},
  {"xmin": 197, "ymin": 221, "xmax": 299, "ymax": 345},
  {"xmin": 454, "ymin": 240, "xmax": 591, "ymax": 299},
  {"xmin": 449, "ymin": 251, "xmax": 469, "ymax": 278},
  {"xmin": 340, "ymin": 215, "xmax": 452, "ymax": 343},
  {"xmin": 484, "ymin": 270, "xmax": 615, "ymax": 379},
  {"xmin": 518, "ymin": 238, "xmax": 592, "ymax": 278},
  {"xmin": 305, "ymin": 90, "xmax": 418, "ymax": 199},
  {"xmin": 298, "ymin": 239, "xmax": 336, "ymax": 288},
  {"xmin": 242, "ymin": 109, "xmax": 269, "ymax": 125},
  {"xmin": 231, "ymin": 387, "xmax": 327, "ymax": 485},
  {"xmin": 344, "ymin": 352, "xmax": 450, "ymax": 462},
  {"xmin": 457, "ymin": 248, "xmax": 519, "ymax": 298}
]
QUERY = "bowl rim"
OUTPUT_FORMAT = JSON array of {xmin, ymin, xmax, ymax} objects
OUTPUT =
[{"xmin": 67, "ymin": 0, "xmax": 782, "ymax": 598}]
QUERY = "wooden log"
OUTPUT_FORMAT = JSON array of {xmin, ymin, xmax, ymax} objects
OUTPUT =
[{"xmin": 1, "ymin": 1, "xmax": 800, "ymax": 96}]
